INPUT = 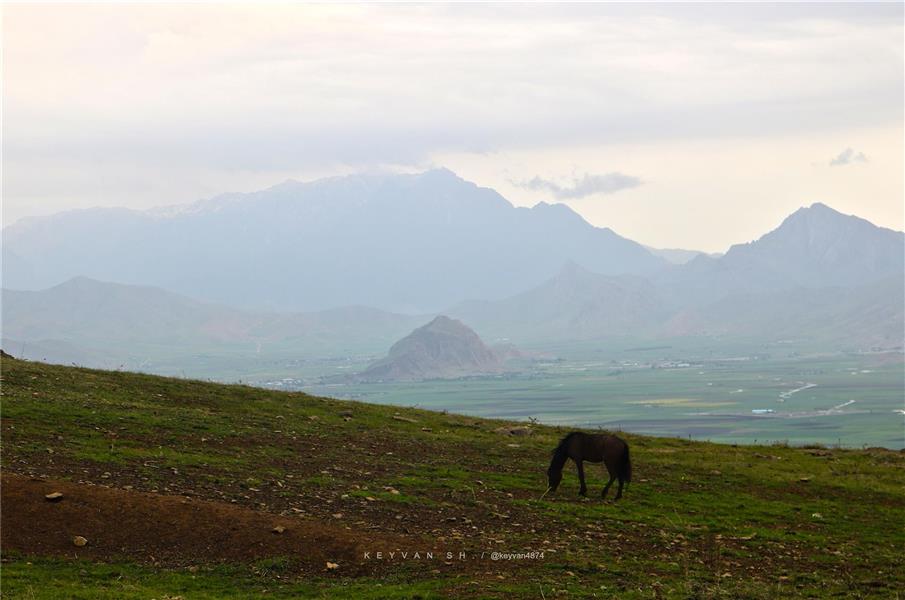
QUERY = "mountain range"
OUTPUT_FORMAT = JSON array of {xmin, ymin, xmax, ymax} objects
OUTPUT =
[
  {"xmin": 449, "ymin": 203, "xmax": 904, "ymax": 346},
  {"xmin": 2, "ymin": 170, "xmax": 903, "ymax": 375},
  {"xmin": 2, "ymin": 169, "xmax": 665, "ymax": 313}
]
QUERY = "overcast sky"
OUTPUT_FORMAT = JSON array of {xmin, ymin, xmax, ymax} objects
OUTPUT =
[{"xmin": 3, "ymin": 3, "xmax": 903, "ymax": 252}]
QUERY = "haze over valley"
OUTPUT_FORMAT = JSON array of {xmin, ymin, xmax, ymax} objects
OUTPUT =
[
  {"xmin": 4, "ymin": 6, "xmax": 904, "ymax": 598},
  {"xmin": 3, "ymin": 171, "xmax": 902, "ymax": 448}
]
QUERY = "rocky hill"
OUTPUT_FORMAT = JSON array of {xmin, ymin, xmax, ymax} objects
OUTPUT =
[{"xmin": 356, "ymin": 316, "xmax": 502, "ymax": 381}]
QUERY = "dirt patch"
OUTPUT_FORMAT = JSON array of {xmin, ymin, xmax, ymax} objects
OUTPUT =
[{"xmin": 1, "ymin": 472, "xmax": 417, "ymax": 576}]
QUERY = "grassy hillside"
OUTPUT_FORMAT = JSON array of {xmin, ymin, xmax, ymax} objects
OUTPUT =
[{"xmin": 2, "ymin": 356, "xmax": 904, "ymax": 598}]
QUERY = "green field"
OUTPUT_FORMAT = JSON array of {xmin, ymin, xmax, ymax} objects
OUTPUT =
[
  {"xmin": 2, "ymin": 356, "xmax": 905, "ymax": 598},
  {"xmin": 28, "ymin": 335, "xmax": 904, "ymax": 449},
  {"xmin": 300, "ymin": 350, "xmax": 905, "ymax": 450}
]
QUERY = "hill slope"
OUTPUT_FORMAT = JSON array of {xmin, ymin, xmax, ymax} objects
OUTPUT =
[{"xmin": 2, "ymin": 357, "xmax": 904, "ymax": 598}]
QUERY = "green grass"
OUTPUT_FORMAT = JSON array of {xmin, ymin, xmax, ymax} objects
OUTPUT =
[
  {"xmin": 2, "ymin": 357, "xmax": 904, "ymax": 598},
  {"xmin": 1, "ymin": 557, "xmax": 451, "ymax": 599}
]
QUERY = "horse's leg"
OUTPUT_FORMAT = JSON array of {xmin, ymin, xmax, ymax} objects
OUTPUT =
[
  {"xmin": 601, "ymin": 474, "xmax": 615, "ymax": 499},
  {"xmin": 615, "ymin": 478, "xmax": 625, "ymax": 501},
  {"xmin": 601, "ymin": 459, "xmax": 616, "ymax": 499},
  {"xmin": 576, "ymin": 460, "xmax": 587, "ymax": 496}
]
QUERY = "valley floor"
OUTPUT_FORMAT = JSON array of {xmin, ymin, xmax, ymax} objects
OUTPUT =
[{"xmin": 2, "ymin": 357, "xmax": 904, "ymax": 598}]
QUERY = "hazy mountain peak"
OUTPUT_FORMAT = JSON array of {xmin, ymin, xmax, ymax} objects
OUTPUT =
[
  {"xmin": 392, "ymin": 315, "xmax": 487, "ymax": 354},
  {"xmin": 47, "ymin": 276, "xmax": 123, "ymax": 296},
  {"xmin": 709, "ymin": 201, "xmax": 905, "ymax": 292},
  {"xmin": 417, "ymin": 167, "xmax": 463, "ymax": 182},
  {"xmin": 412, "ymin": 315, "xmax": 480, "ymax": 339},
  {"xmin": 778, "ymin": 201, "xmax": 904, "ymax": 236},
  {"xmin": 806, "ymin": 201, "xmax": 834, "ymax": 212},
  {"xmin": 782, "ymin": 201, "xmax": 850, "ymax": 226}
]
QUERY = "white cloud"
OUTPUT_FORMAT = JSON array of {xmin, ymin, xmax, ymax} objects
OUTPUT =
[
  {"xmin": 513, "ymin": 173, "xmax": 642, "ymax": 199},
  {"xmin": 1, "ymin": 3, "xmax": 902, "ymax": 245},
  {"xmin": 829, "ymin": 148, "xmax": 869, "ymax": 167}
]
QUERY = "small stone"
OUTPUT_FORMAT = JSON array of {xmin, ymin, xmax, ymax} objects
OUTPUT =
[
  {"xmin": 272, "ymin": 525, "xmax": 286, "ymax": 534},
  {"xmin": 44, "ymin": 492, "xmax": 64, "ymax": 502},
  {"xmin": 332, "ymin": 513, "xmax": 343, "ymax": 519},
  {"xmin": 326, "ymin": 561, "xmax": 339, "ymax": 570},
  {"xmin": 73, "ymin": 536, "xmax": 88, "ymax": 547}
]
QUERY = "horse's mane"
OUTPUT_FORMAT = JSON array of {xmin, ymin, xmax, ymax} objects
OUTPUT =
[
  {"xmin": 549, "ymin": 431, "xmax": 581, "ymax": 474},
  {"xmin": 551, "ymin": 431, "xmax": 580, "ymax": 456}
]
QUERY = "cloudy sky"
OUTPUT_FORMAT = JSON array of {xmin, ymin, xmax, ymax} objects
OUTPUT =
[{"xmin": 3, "ymin": 3, "xmax": 903, "ymax": 252}]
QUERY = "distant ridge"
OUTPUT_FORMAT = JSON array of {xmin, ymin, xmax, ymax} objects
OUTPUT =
[
  {"xmin": 449, "ymin": 261, "xmax": 667, "ymax": 341},
  {"xmin": 1, "ymin": 169, "xmax": 666, "ymax": 313},
  {"xmin": 0, "ymin": 277, "xmax": 425, "ymax": 364},
  {"xmin": 643, "ymin": 246, "xmax": 721, "ymax": 265}
]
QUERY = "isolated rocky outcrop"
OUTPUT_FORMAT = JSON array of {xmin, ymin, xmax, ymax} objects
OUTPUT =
[{"xmin": 355, "ymin": 316, "xmax": 503, "ymax": 382}]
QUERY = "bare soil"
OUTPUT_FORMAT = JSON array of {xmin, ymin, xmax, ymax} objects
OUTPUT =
[{"xmin": 1, "ymin": 472, "xmax": 416, "ymax": 577}]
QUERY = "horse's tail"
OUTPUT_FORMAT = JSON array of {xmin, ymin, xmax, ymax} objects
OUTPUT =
[
  {"xmin": 619, "ymin": 442, "xmax": 632, "ymax": 484},
  {"xmin": 549, "ymin": 432, "xmax": 578, "ymax": 471}
]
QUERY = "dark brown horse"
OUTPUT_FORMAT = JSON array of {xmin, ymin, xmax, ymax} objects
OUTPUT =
[{"xmin": 541, "ymin": 432, "xmax": 631, "ymax": 501}]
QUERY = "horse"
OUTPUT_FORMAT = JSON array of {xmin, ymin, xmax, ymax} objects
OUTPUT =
[{"xmin": 541, "ymin": 432, "xmax": 631, "ymax": 501}]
